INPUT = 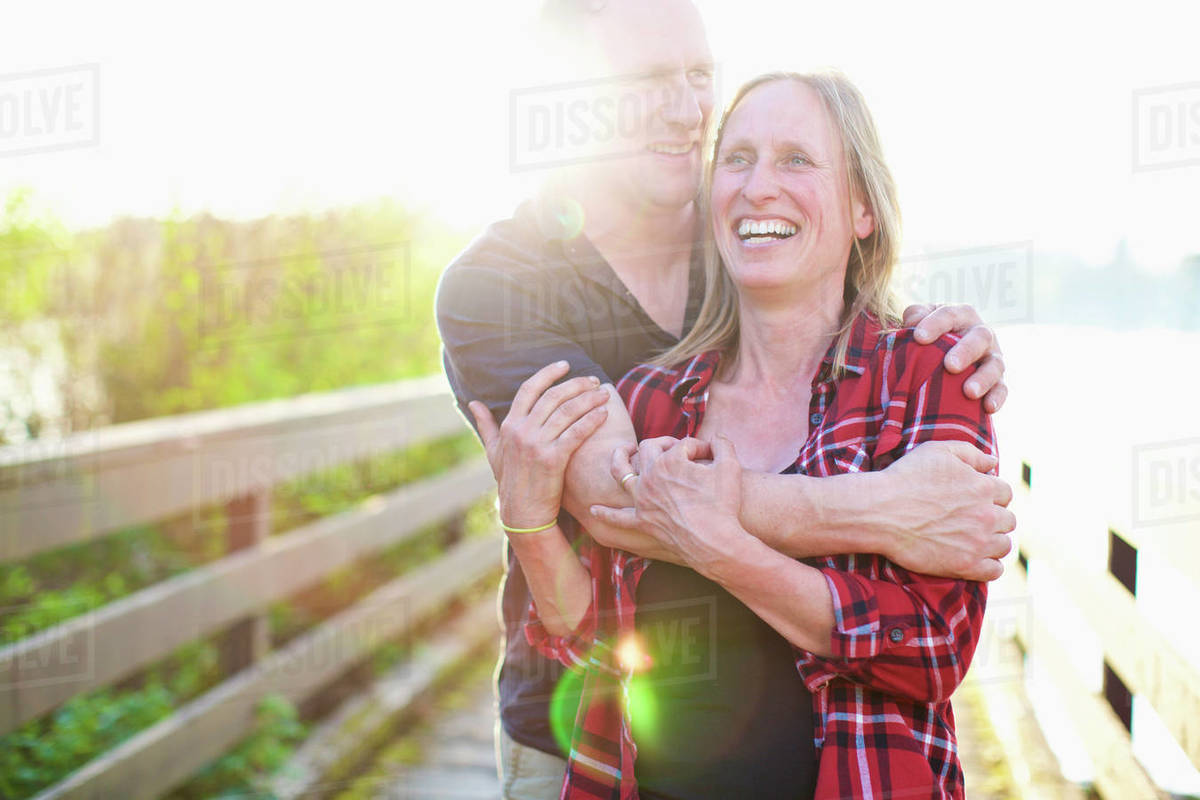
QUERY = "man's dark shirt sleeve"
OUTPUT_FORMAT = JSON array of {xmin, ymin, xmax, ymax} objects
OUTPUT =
[{"xmin": 436, "ymin": 261, "xmax": 611, "ymax": 427}]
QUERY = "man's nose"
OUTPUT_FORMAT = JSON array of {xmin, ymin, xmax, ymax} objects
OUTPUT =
[{"xmin": 659, "ymin": 77, "xmax": 703, "ymax": 131}]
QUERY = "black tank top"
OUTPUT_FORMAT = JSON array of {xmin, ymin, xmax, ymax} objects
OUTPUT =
[{"xmin": 632, "ymin": 561, "xmax": 817, "ymax": 800}]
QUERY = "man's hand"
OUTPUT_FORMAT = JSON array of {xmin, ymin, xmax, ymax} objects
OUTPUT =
[
  {"xmin": 872, "ymin": 440, "xmax": 1015, "ymax": 581},
  {"xmin": 903, "ymin": 303, "xmax": 1007, "ymax": 413}
]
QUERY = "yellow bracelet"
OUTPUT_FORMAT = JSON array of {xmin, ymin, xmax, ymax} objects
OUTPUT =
[{"xmin": 500, "ymin": 519, "xmax": 559, "ymax": 534}]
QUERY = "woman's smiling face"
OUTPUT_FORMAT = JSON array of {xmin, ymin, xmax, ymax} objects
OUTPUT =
[{"xmin": 710, "ymin": 79, "xmax": 875, "ymax": 300}]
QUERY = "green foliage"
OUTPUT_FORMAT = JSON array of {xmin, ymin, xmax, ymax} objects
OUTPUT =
[
  {"xmin": 270, "ymin": 432, "xmax": 481, "ymax": 535},
  {"xmin": 0, "ymin": 639, "xmax": 221, "ymax": 799},
  {"xmin": 74, "ymin": 201, "xmax": 461, "ymax": 424},
  {"xmin": 0, "ymin": 190, "xmax": 78, "ymax": 441},
  {"xmin": 1, "ymin": 189, "xmax": 466, "ymax": 432},
  {"xmin": 0, "ymin": 190, "xmax": 480, "ymax": 799},
  {"xmin": 169, "ymin": 694, "xmax": 307, "ymax": 800},
  {"xmin": 0, "ymin": 524, "xmax": 207, "ymax": 641}
]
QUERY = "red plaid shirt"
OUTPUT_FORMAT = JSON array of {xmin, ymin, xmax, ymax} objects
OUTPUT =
[{"xmin": 527, "ymin": 311, "xmax": 995, "ymax": 800}]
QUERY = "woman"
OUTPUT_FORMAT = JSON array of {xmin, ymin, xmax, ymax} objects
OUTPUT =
[{"xmin": 470, "ymin": 71, "xmax": 995, "ymax": 799}]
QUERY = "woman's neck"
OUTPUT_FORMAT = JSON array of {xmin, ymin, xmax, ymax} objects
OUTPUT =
[{"xmin": 726, "ymin": 279, "xmax": 846, "ymax": 393}]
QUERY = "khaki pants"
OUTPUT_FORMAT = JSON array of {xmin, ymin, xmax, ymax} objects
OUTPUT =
[{"xmin": 496, "ymin": 722, "xmax": 568, "ymax": 800}]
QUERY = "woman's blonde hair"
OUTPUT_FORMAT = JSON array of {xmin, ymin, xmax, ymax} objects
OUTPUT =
[{"xmin": 655, "ymin": 70, "xmax": 902, "ymax": 374}]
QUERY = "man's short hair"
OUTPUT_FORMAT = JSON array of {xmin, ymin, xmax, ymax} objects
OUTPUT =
[
  {"xmin": 540, "ymin": 0, "xmax": 607, "ymax": 35},
  {"xmin": 539, "ymin": 0, "xmax": 609, "ymax": 51}
]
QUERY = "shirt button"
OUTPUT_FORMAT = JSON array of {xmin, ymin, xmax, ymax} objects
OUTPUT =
[
  {"xmin": 888, "ymin": 627, "xmax": 905, "ymax": 644},
  {"xmin": 810, "ymin": 413, "xmax": 822, "ymax": 426}
]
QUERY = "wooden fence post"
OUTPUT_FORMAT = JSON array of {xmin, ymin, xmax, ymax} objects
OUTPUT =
[
  {"xmin": 443, "ymin": 510, "xmax": 466, "ymax": 548},
  {"xmin": 220, "ymin": 489, "xmax": 271, "ymax": 675}
]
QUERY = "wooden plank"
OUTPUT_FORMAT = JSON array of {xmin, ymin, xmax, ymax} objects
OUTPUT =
[
  {"xmin": 1002, "ymin": 566, "xmax": 1165, "ymax": 799},
  {"xmin": 271, "ymin": 597, "xmax": 499, "ymax": 799},
  {"xmin": 1018, "ymin": 521, "xmax": 1200, "ymax": 773},
  {"xmin": 0, "ymin": 377, "xmax": 470, "ymax": 562},
  {"xmin": 30, "ymin": 533, "xmax": 502, "ymax": 800},
  {"xmin": 1103, "ymin": 434, "xmax": 1200, "ymax": 585},
  {"xmin": 0, "ymin": 377, "xmax": 455, "ymax": 472},
  {"xmin": 0, "ymin": 459, "xmax": 496, "ymax": 735}
]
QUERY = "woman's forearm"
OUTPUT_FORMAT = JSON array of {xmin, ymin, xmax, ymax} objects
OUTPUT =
[
  {"xmin": 700, "ymin": 523, "xmax": 985, "ymax": 703},
  {"xmin": 506, "ymin": 526, "xmax": 592, "ymax": 636},
  {"xmin": 695, "ymin": 523, "xmax": 839, "ymax": 657}
]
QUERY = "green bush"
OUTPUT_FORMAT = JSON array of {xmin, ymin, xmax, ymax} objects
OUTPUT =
[
  {"xmin": 169, "ymin": 694, "xmax": 307, "ymax": 800},
  {"xmin": 0, "ymin": 639, "xmax": 220, "ymax": 799},
  {"xmin": 0, "ymin": 190, "xmax": 482, "ymax": 799}
]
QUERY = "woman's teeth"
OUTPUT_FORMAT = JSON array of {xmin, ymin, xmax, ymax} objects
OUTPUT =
[{"xmin": 737, "ymin": 218, "xmax": 798, "ymax": 242}]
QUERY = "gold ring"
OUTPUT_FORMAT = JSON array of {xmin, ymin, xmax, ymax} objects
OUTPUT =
[{"xmin": 619, "ymin": 472, "xmax": 638, "ymax": 491}]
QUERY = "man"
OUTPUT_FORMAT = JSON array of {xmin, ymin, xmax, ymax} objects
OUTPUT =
[{"xmin": 436, "ymin": 1, "xmax": 1014, "ymax": 797}]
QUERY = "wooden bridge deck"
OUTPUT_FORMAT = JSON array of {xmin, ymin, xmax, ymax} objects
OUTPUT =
[
  {"xmin": 361, "ymin": 662, "xmax": 1034, "ymax": 800},
  {"xmin": 380, "ymin": 675, "xmax": 500, "ymax": 799}
]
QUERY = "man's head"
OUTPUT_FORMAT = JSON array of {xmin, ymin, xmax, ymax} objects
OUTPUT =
[{"xmin": 538, "ymin": 0, "xmax": 715, "ymax": 215}]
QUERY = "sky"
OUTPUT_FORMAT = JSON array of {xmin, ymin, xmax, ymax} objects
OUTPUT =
[{"xmin": 1, "ymin": 0, "xmax": 1197, "ymax": 277}]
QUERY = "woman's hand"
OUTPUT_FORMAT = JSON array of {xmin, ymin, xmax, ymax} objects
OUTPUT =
[
  {"xmin": 600, "ymin": 435, "xmax": 747, "ymax": 572},
  {"xmin": 469, "ymin": 361, "xmax": 609, "ymax": 530}
]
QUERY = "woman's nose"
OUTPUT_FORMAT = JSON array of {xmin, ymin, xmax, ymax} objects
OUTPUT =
[{"xmin": 741, "ymin": 162, "xmax": 779, "ymax": 204}]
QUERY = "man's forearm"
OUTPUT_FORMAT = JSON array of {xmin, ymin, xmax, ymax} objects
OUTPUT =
[{"xmin": 739, "ymin": 469, "xmax": 893, "ymax": 559}]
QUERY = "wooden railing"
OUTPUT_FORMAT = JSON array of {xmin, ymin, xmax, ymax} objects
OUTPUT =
[
  {"xmin": 989, "ymin": 327, "xmax": 1200, "ymax": 798},
  {"xmin": 0, "ymin": 377, "xmax": 499, "ymax": 800}
]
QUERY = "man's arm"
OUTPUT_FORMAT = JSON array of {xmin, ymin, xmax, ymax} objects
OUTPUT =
[
  {"xmin": 588, "ymin": 304, "xmax": 1015, "ymax": 579},
  {"xmin": 739, "ymin": 442, "xmax": 1014, "ymax": 580},
  {"xmin": 905, "ymin": 302, "xmax": 1007, "ymax": 413},
  {"xmin": 588, "ymin": 435, "xmax": 1012, "ymax": 579},
  {"xmin": 574, "ymin": 390, "xmax": 1013, "ymax": 580}
]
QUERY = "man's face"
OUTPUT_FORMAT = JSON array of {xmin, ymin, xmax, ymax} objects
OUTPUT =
[{"xmin": 585, "ymin": 0, "xmax": 715, "ymax": 213}]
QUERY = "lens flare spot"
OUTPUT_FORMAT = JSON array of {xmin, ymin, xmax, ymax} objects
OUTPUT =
[
  {"xmin": 626, "ymin": 673, "xmax": 660, "ymax": 747},
  {"xmin": 616, "ymin": 635, "xmax": 652, "ymax": 672},
  {"xmin": 549, "ymin": 666, "xmax": 586, "ymax": 757},
  {"xmin": 555, "ymin": 196, "xmax": 585, "ymax": 239}
]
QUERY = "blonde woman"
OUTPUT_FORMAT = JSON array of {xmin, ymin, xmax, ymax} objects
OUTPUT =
[{"xmin": 472, "ymin": 71, "xmax": 999, "ymax": 800}]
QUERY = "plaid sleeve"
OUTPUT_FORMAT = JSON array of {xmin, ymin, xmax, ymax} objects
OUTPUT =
[
  {"xmin": 798, "ymin": 565, "xmax": 987, "ymax": 703},
  {"xmin": 795, "ymin": 331, "xmax": 993, "ymax": 703}
]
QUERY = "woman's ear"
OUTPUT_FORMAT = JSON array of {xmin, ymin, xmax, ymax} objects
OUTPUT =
[{"xmin": 852, "ymin": 192, "xmax": 875, "ymax": 240}]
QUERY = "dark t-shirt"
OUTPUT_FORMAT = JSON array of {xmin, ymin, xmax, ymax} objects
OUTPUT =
[
  {"xmin": 633, "ymin": 487, "xmax": 817, "ymax": 798},
  {"xmin": 435, "ymin": 192, "xmax": 705, "ymax": 755}
]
